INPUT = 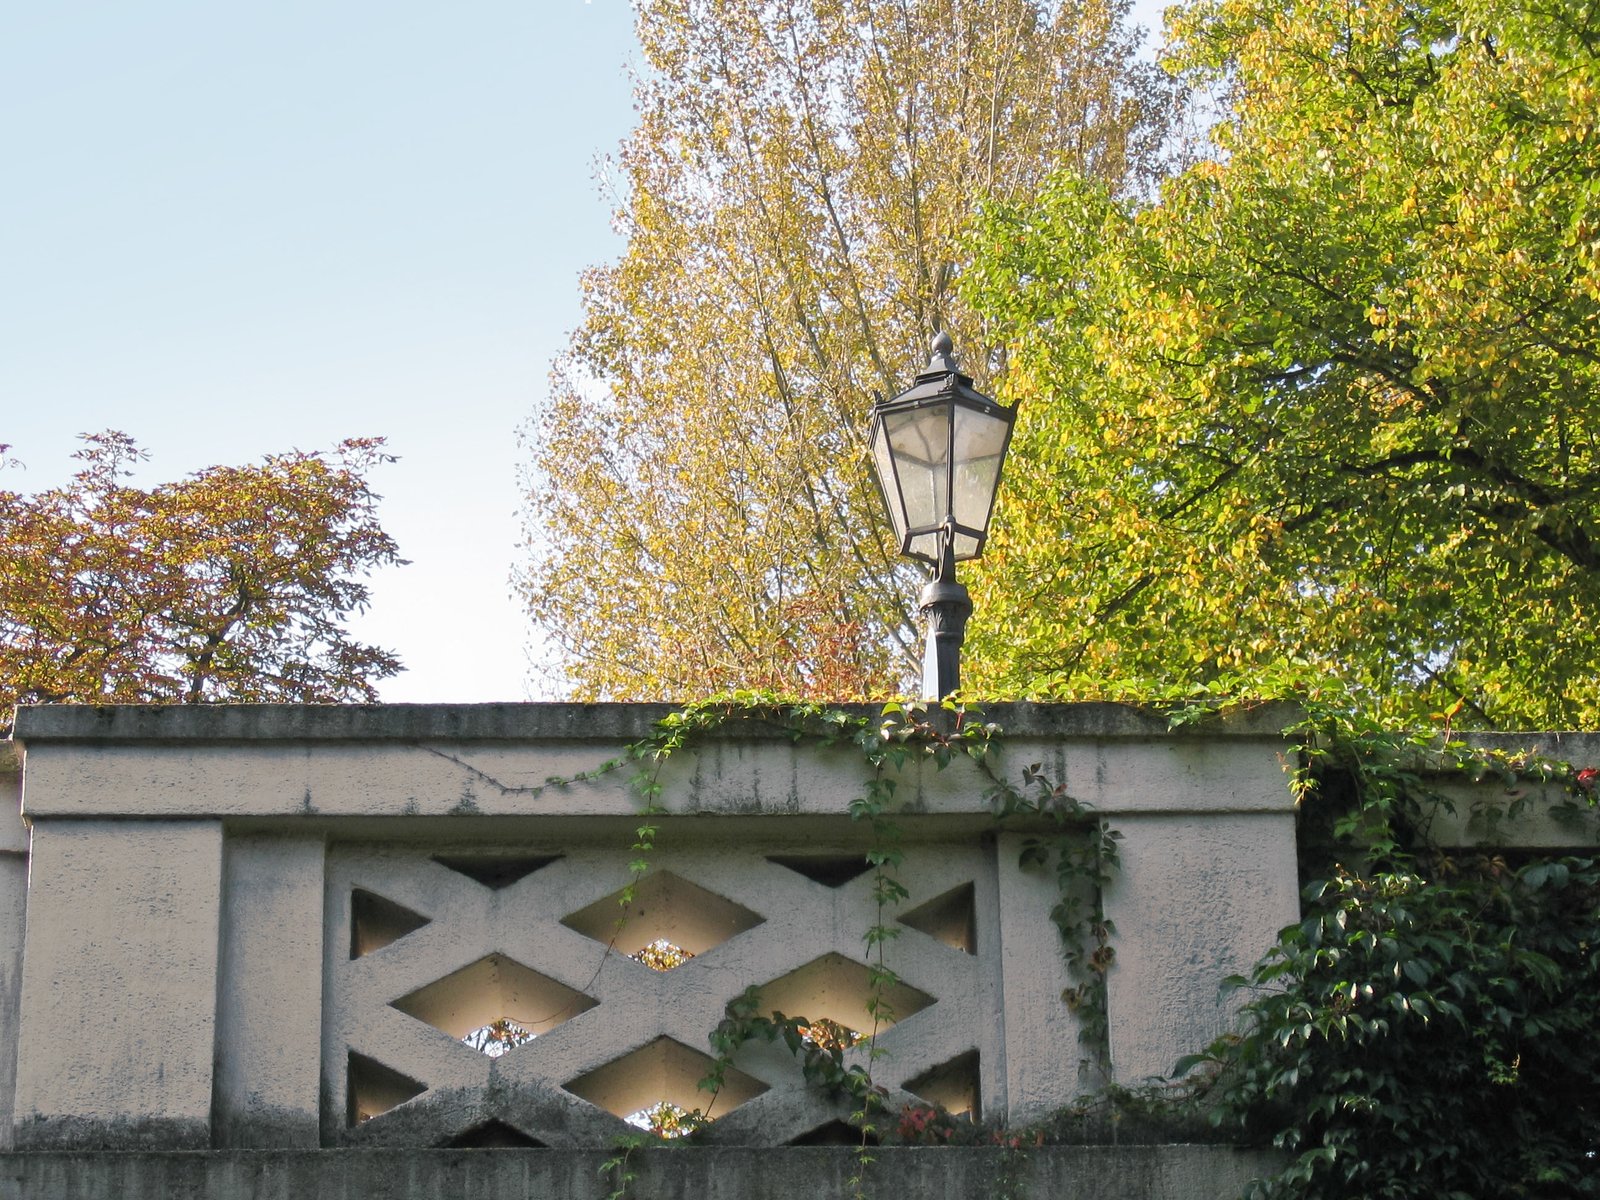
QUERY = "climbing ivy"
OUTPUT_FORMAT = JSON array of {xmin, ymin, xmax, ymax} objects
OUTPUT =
[
  {"xmin": 983, "ymin": 758, "xmax": 1123, "ymax": 1068},
  {"xmin": 599, "ymin": 691, "xmax": 1118, "ymax": 1198},
  {"xmin": 1176, "ymin": 708, "xmax": 1600, "ymax": 1199},
  {"xmin": 603, "ymin": 693, "xmax": 1600, "ymax": 1199}
]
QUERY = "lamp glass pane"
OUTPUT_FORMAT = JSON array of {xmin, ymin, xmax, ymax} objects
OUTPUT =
[
  {"xmin": 908, "ymin": 530, "xmax": 943, "ymax": 561},
  {"xmin": 951, "ymin": 405, "xmax": 1011, "ymax": 538},
  {"xmin": 869, "ymin": 420, "xmax": 909, "ymax": 548},
  {"xmin": 884, "ymin": 403, "xmax": 953, "ymax": 535}
]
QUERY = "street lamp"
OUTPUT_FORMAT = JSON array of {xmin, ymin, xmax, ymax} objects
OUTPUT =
[{"xmin": 869, "ymin": 332, "xmax": 1016, "ymax": 700}]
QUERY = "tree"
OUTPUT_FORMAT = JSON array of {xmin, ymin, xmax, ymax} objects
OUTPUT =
[
  {"xmin": 519, "ymin": 0, "xmax": 1178, "ymax": 700},
  {"xmin": 0, "ymin": 433, "xmax": 403, "ymax": 724},
  {"xmin": 961, "ymin": 0, "xmax": 1600, "ymax": 727}
]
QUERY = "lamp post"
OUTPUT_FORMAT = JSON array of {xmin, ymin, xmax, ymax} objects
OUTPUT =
[{"xmin": 869, "ymin": 332, "xmax": 1016, "ymax": 700}]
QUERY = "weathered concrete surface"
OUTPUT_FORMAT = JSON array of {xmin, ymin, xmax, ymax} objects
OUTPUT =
[
  {"xmin": 13, "ymin": 821, "xmax": 223, "ymax": 1149},
  {"xmin": 0, "ymin": 746, "xmax": 24, "ymax": 1151},
  {"xmin": 10, "ymin": 700, "xmax": 1300, "ymax": 744},
  {"xmin": 0, "ymin": 746, "xmax": 24, "ymax": 854},
  {"xmin": 12, "ymin": 706, "xmax": 1300, "ymax": 823},
  {"xmin": 1104, "ymin": 812, "xmax": 1301, "ymax": 1084},
  {"xmin": 0, "ymin": 855, "xmax": 24, "ymax": 1152},
  {"xmin": 1379, "ymin": 730, "xmax": 1600, "ymax": 848},
  {"xmin": 994, "ymin": 831, "xmax": 1086, "ymax": 1112},
  {"xmin": 0, "ymin": 1145, "xmax": 1282, "ymax": 1200},
  {"xmin": 213, "ymin": 837, "xmax": 325, "ymax": 1148},
  {"xmin": 1424, "ymin": 778, "xmax": 1600, "ymax": 848},
  {"xmin": 5, "ymin": 702, "xmax": 1305, "ymax": 1150}
]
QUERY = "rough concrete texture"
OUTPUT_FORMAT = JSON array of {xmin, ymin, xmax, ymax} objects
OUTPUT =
[
  {"xmin": 1104, "ymin": 812, "xmax": 1302, "ymax": 1085},
  {"xmin": 0, "ymin": 749, "xmax": 23, "ymax": 855},
  {"xmin": 213, "ymin": 837, "xmax": 326, "ymax": 1148},
  {"xmin": 0, "ymin": 1145, "xmax": 1284, "ymax": 1200},
  {"xmin": 0, "ymin": 855, "xmax": 24, "ymax": 1151},
  {"xmin": 0, "ymin": 754, "xmax": 26, "ymax": 1151},
  {"xmin": 13, "ymin": 821, "xmax": 223, "ymax": 1149},
  {"xmin": 993, "ymin": 831, "xmax": 1087, "ymax": 1114},
  {"xmin": 14, "ymin": 732, "xmax": 1298, "ymax": 822},
  {"xmin": 5, "ymin": 703, "xmax": 1305, "ymax": 1152},
  {"xmin": 1423, "ymin": 779, "xmax": 1600, "ymax": 848},
  {"xmin": 11, "ymin": 700, "xmax": 1302, "ymax": 744}
]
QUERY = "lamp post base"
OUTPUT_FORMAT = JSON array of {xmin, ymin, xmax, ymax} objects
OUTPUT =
[{"xmin": 919, "ymin": 577, "xmax": 972, "ymax": 701}]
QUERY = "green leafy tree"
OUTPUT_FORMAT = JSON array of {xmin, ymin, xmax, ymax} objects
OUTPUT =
[
  {"xmin": 963, "ymin": 0, "xmax": 1600, "ymax": 727},
  {"xmin": 520, "ymin": 0, "xmax": 1178, "ymax": 700},
  {"xmin": 0, "ymin": 433, "xmax": 402, "ymax": 724}
]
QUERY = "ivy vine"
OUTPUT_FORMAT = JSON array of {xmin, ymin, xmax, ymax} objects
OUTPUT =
[
  {"xmin": 576, "ymin": 692, "xmax": 1122, "ymax": 1200},
  {"xmin": 1173, "ymin": 705, "xmax": 1600, "ymax": 1199},
  {"xmin": 583, "ymin": 692, "xmax": 1600, "ymax": 1200}
]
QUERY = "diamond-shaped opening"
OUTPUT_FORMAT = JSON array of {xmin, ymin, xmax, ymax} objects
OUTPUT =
[
  {"xmin": 432, "ymin": 854, "xmax": 561, "ymax": 890},
  {"xmin": 898, "ymin": 882, "xmax": 977, "ymax": 955},
  {"xmin": 789, "ymin": 1118, "xmax": 880, "ymax": 1146},
  {"xmin": 561, "ymin": 871, "xmax": 763, "ymax": 962},
  {"xmin": 624, "ymin": 1100, "xmax": 705, "ymax": 1139},
  {"xmin": 794, "ymin": 1018, "xmax": 864, "ymax": 1050},
  {"xmin": 347, "ymin": 1051, "xmax": 426, "ymax": 1126},
  {"xmin": 767, "ymin": 855, "xmax": 873, "ymax": 888},
  {"xmin": 565, "ymin": 1036, "xmax": 767, "ymax": 1124},
  {"xmin": 463, "ymin": 1017, "xmax": 536, "ymax": 1058},
  {"xmin": 905, "ymin": 1050, "xmax": 981, "ymax": 1118},
  {"xmin": 444, "ymin": 1119, "xmax": 547, "ymax": 1148},
  {"xmin": 391, "ymin": 953, "xmax": 597, "ymax": 1049},
  {"xmin": 756, "ymin": 952, "xmax": 935, "ymax": 1035},
  {"xmin": 350, "ymin": 888, "xmax": 431, "ymax": 959},
  {"xmin": 632, "ymin": 937, "xmax": 695, "ymax": 972}
]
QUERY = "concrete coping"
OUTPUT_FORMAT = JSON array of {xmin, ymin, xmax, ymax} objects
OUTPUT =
[
  {"xmin": 1417, "ymin": 731, "xmax": 1600, "ymax": 771},
  {"xmin": 1366, "ymin": 731, "xmax": 1600, "ymax": 775},
  {"xmin": 8, "ymin": 700, "xmax": 1305, "ymax": 745}
]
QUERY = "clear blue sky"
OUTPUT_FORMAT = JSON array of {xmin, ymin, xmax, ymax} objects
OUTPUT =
[
  {"xmin": 2, "ymin": 0, "xmax": 638, "ymax": 701},
  {"xmin": 2, "ymin": 1, "xmax": 1166, "ymax": 703}
]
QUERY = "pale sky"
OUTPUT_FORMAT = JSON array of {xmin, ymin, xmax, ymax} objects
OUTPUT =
[{"xmin": 3, "ymin": 1, "xmax": 1167, "ymax": 703}]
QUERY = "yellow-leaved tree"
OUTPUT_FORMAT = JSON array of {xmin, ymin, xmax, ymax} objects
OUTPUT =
[{"xmin": 520, "ymin": 0, "xmax": 1178, "ymax": 699}]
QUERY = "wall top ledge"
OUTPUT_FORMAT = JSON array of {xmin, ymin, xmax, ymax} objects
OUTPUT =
[
  {"xmin": 1405, "ymin": 729, "xmax": 1600, "ymax": 771},
  {"xmin": 11, "ymin": 699, "xmax": 1303, "ymax": 745}
]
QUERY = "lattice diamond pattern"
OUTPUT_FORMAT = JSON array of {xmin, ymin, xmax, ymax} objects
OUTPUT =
[{"xmin": 324, "ymin": 839, "xmax": 996, "ymax": 1147}]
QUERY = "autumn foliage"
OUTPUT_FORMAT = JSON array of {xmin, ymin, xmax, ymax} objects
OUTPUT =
[
  {"xmin": 519, "ymin": 0, "xmax": 1177, "ymax": 701},
  {"xmin": 0, "ymin": 433, "xmax": 402, "ymax": 725}
]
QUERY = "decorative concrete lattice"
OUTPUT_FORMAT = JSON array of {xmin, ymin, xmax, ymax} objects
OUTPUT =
[{"xmin": 323, "ymin": 837, "xmax": 997, "ymax": 1148}]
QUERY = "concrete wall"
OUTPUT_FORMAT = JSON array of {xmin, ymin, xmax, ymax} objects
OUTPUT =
[
  {"xmin": 0, "ymin": 746, "xmax": 23, "ymax": 1153},
  {"xmin": 0, "ymin": 1145, "xmax": 1285, "ymax": 1200},
  {"xmin": 3, "ymin": 702, "xmax": 1303, "ymax": 1155}
]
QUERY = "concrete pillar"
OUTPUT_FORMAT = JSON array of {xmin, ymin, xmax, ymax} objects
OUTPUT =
[
  {"xmin": 993, "ymin": 832, "xmax": 1087, "ymax": 1119},
  {"xmin": 1101, "ymin": 811, "xmax": 1299, "ymax": 1085},
  {"xmin": 13, "ymin": 820, "xmax": 223, "ymax": 1149},
  {"xmin": 213, "ymin": 835, "xmax": 326, "ymax": 1147},
  {"xmin": 0, "ymin": 750, "xmax": 27, "ymax": 1150},
  {"xmin": 0, "ymin": 853, "xmax": 26, "ymax": 1152}
]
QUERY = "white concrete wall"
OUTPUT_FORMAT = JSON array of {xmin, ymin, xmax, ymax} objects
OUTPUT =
[
  {"xmin": 0, "ymin": 745, "xmax": 25, "ymax": 1150},
  {"xmin": 4, "ymin": 702, "xmax": 1304, "ymax": 1150},
  {"xmin": 214, "ymin": 836, "xmax": 326, "ymax": 1147},
  {"xmin": 13, "ymin": 820, "xmax": 222, "ymax": 1149}
]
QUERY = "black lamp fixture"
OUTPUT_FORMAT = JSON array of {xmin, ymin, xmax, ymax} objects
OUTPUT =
[{"xmin": 869, "ymin": 332, "xmax": 1017, "ymax": 699}]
